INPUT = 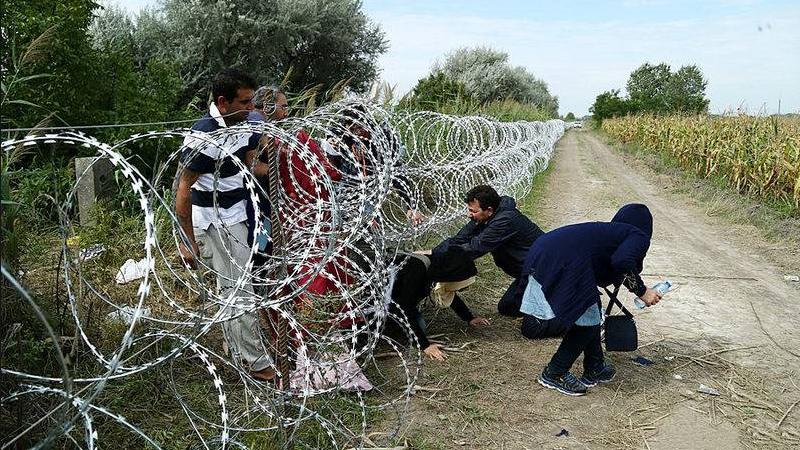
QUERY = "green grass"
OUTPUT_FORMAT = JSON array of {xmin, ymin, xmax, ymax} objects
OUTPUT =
[
  {"xmin": 0, "ymin": 199, "xmax": 358, "ymax": 447},
  {"xmin": 517, "ymin": 153, "xmax": 556, "ymax": 218}
]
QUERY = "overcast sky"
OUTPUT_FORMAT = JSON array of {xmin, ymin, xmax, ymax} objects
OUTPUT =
[{"xmin": 114, "ymin": 0, "xmax": 799, "ymax": 116}]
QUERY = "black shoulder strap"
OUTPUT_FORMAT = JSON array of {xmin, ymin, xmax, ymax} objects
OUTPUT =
[{"xmin": 603, "ymin": 285, "xmax": 634, "ymax": 319}]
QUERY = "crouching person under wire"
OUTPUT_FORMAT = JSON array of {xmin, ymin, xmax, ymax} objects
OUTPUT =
[
  {"xmin": 433, "ymin": 185, "xmax": 567, "ymax": 338},
  {"xmin": 389, "ymin": 247, "xmax": 489, "ymax": 361},
  {"xmin": 519, "ymin": 204, "xmax": 662, "ymax": 396}
]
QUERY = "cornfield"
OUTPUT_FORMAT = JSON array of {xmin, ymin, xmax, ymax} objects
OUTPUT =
[{"xmin": 602, "ymin": 115, "xmax": 800, "ymax": 213}]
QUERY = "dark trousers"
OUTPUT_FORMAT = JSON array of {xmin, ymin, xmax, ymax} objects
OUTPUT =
[
  {"xmin": 497, "ymin": 278, "xmax": 524, "ymax": 317},
  {"xmin": 547, "ymin": 324, "xmax": 604, "ymax": 376},
  {"xmin": 521, "ymin": 315, "xmax": 569, "ymax": 339}
]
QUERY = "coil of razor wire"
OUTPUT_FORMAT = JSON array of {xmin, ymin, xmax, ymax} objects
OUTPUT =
[{"xmin": 1, "ymin": 99, "xmax": 564, "ymax": 449}]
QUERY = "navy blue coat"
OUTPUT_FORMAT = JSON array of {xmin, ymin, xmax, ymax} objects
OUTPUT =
[
  {"xmin": 434, "ymin": 196, "xmax": 544, "ymax": 278},
  {"xmin": 520, "ymin": 204, "xmax": 653, "ymax": 325}
]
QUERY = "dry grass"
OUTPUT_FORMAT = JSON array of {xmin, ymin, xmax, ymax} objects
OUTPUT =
[
  {"xmin": 601, "ymin": 115, "xmax": 800, "ymax": 214},
  {"xmin": 373, "ymin": 289, "xmax": 800, "ymax": 449},
  {"xmin": 598, "ymin": 127, "xmax": 800, "ymax": 278}
]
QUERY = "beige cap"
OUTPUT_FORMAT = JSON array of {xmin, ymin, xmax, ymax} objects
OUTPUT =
[{"xmin": 432, "ymin": 277, "xmax": 477, "ymax": 308}]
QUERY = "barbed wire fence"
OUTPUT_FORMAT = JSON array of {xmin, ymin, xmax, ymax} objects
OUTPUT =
[{"xmin": 1, "ymin": 99, "xmax": 565, "ymax": 449}]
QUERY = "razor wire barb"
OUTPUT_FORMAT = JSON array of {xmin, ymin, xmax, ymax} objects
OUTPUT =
[{"xmin": 0, "ymin": 99, "xmax": 565, "ymax": 449}]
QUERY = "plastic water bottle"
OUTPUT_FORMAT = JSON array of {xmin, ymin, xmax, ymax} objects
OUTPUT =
[{"xmin": 634, "ymin": 279, "xmax": 672, "ymax": 309}]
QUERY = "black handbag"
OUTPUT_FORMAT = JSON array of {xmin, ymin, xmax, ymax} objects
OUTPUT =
[{"xmin": 602, "ymin": 285, "xmax": 638, "ymax": 352}]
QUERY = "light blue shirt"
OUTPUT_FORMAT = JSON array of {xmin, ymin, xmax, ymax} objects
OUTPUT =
[{"xmin": 520, "ymin": 275, "xmax": 601, "ymax": 326}]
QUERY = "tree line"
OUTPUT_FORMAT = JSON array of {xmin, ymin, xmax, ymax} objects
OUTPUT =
[
  {"xmin": 590, "ymin": 63, "xmax": 710, "ymax": 121},
  {"xmin": 403, "ymin": 46, "xmax": 559, "ymax": 120},
  {"xmin": 2, "ymin": 1, "xmax": 560, "ymax": 138},
  {"xmin": 1, "ymin": 0, "xmax": 388, "ymax": 136}
]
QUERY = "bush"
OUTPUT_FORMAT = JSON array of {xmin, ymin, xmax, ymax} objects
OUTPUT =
[
  {"xmin": 13, "ymin": 158, "xmax": 74, "ymax": 225},
  {"xmin": 405, "ymin": 72, "xmax": 475, "ymax": 110},
  {"xmin": 430, "ymin": 46, "xmax": 559, "ymax": 117},
  {"xmin": 589, "ymin": 89, "xmax": 632, "ymax": 122},
  {"xmin": 478, "ymin": 99, "xmax": 553, "ymax": 122}
]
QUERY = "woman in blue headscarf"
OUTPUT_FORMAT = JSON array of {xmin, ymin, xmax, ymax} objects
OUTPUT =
[{"xmin": 518, "ymin": 204, "xmax": 662, "ymax": 396}]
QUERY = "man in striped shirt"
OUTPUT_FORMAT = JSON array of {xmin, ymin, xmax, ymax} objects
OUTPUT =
[{"xmin": 175, "ymin": 69, "xmax": 275, "ymax": 381}]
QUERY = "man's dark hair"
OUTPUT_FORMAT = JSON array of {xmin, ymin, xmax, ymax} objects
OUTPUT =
[
  {"xmin": 464, "ymin": 185, "xmax": 501, "ymax": 211},
  {"xmin": 211, "ymin": 69, "xmax": 256, "ymax": 103}
]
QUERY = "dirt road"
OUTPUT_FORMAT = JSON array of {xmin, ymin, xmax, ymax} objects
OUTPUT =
[{"xmin": 384, "ymin": 129, "xmax": 800, "ymax": 449}]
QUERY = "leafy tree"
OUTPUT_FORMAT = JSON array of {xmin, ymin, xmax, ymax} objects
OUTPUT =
[
  {"xmin": 1, "ymin": 0, "xmax": 105, "ymax": 128},
  {"xmin": 434, "ymin": 46, "xmax": 508, "ymax": 103},
  {"xmin": 406, "ymin": 72, "xmax": 475, "ymax": 109},
  {"xmin": 0, "ymin": 1, "xmax": 187, "ymax": 137},
  {"xmin": 89, "ymin": 5, "xmax": 186, "ymax": 135},
  {"xmin": 564, "ymin": 112, "xmax": 575, "ymax": 121},
  {"xmin": 589, "ymin": 89, "xmax": 631, "ymax": 121},
  {"xmin": 593, "ymin": 62, "xmax": 710, "ymax": 119},
  {"xmin": 507, "ymin": 65, "xmax": 559, "ymax": 117},
  {"xmin": 666, "ymin": 64, "xmax": 709, "ymax": 114},
  {"xmin": 626, "ymin": 62, "xmax": 672, "ymax": 114},
  {"xmin": 89, "ymin": 3, "xmax": 135, "ymax": 52},
  {"xmin": 135, "ymin": 0, "xmax": 388, "ymax": 104},
  {"xmin": 432, "ymin": 46, "xmax": 559, "ymax": 117},
  {"xmin": 626, "ymin": 62, "xmax": 709, "ymax": 114}
]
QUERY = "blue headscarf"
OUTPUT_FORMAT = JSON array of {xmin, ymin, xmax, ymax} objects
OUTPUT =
[{"xmin": 611, "ymin": 203, "xmax": 653, "ymax": 238}]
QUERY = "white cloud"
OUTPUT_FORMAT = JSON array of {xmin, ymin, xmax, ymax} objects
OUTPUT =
[{"xmin": 372, "ymin": 11, "xmax": 800, "ymax": 115}]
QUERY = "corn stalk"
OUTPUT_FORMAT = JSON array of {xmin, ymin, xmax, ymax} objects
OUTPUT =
[{"xmin": 602, "ymin": 115, "xmax": 800, "ymax": 213}]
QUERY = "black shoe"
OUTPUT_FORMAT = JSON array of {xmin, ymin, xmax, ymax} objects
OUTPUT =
[
  {"xmin": 537, "ymin": 367, "xmax": 587, "ymax": 396},
  {"xmin": 581, "ymin": 363, "xmax": 616, "ymax": 387}
]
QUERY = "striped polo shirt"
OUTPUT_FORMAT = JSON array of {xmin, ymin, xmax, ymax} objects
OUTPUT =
[{"xmin": 182, "ymin": 103, "xmax": 258, "ymax": 230}]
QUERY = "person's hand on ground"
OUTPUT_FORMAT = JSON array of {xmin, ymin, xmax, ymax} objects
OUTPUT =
[
  {"xmin": 423, "ymin": 344, "xmax": 447, "ymax": 361},
  {"xmin": 639, "ymin": 287, "xmax": 662, "ymax": 306},
  {"xmin": 469, "ymin": 316, "xmax": 491, "ymax": 327}
]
